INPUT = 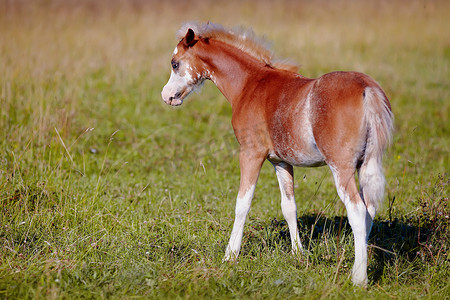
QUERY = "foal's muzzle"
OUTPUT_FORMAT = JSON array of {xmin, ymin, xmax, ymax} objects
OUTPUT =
[
  {"xmin": 167, "ymin": 94, "xmax": 183, "ymax": 106},
  {"xmin": 161, "ymin": 88, "xmax": 183, "ymax": 106}
]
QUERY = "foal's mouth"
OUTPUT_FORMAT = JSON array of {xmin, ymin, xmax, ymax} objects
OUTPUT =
[
  {"xmin": 162, "ymin": 89, "xmax": 183, "ymax": 106},
  {"xmin": 165, "ymin": 88, "xmax": 193, "ymax": 106},
  {"xmin": 166, "ymin": 97, "xmax": 183, "ymax": 106}
]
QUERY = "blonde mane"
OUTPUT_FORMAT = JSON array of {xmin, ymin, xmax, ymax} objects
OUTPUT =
[{"xmin": 176, "ymin": 22, "xmax": 299, "ymax": 73}]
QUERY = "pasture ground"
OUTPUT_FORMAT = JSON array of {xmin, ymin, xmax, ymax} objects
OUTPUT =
[{"xmin": 1, "ymin": 0, "xmax": 449, "ymax": 298}]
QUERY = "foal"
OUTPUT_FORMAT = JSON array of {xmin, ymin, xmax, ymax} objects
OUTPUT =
[{"xmin": 161, "ymin": 23, "xmax": 393, "ymax": 286}]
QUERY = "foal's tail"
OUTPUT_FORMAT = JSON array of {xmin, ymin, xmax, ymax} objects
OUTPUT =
[{"xmin": 359, "ymin": 86, "xmax": 394, "ymax": 213}]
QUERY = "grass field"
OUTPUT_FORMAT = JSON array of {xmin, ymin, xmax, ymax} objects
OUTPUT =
[{"xmin": 1, "ymin": 0, "xmax": 449, "ymax": 298}]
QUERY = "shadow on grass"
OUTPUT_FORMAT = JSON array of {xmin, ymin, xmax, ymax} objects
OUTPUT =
[
  {"xmin": 241, "ymin": 205, "xmax": 448, "ymax": 283},
  {"xmin": 239, "ymin": 175, "xmax": 449, "ymax": 283}
]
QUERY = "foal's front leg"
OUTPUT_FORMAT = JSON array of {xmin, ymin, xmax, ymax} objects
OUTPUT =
[
  {"xmin": 224, "ymin": 153, "xmax": 265, "ymax": 261},
  {"xmin": 272, "ymin": 162, "xmax": 303, "ymax": 254}
]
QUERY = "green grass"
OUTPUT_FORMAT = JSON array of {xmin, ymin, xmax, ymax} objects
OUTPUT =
[{"xmin": 1, "ymin": 0, "xmax": 449, "ymax": 298}]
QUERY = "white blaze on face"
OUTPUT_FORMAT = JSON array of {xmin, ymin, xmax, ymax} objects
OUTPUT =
[
  {"xmin": 161, "ymin": 60, "xmax": 205, "ymax": 106},
  {"xmin": 161, "ymin": 61, "xmax": 197, "ymax": 106},
  {"xmin": 161, "ymin": 47, "xmax": 204, "ymax": 106},
  {"xmin": 161, "ymin": 69, "xmax": 189, "ymax": 106}
]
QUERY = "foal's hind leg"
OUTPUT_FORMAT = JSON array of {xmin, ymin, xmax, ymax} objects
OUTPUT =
[
  {"xmin": 329, "ymin": 165, "xmax": 370, "ymax": 287},
  {"xmin": 272, "ymin": 162, "xmax": 303, "ymax": 254}
]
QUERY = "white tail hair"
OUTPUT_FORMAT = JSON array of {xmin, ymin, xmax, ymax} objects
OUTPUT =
[{"xmin": 359, "ymin": 86, "xmax": 394, "ymax": 212}]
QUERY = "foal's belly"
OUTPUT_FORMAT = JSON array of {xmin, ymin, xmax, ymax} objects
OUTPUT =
[
  {"xmin": 268, "ymin": 129, "xmax": 326, "ymax": 167},
  {"xmin": 268, "ymin": 143, "xmax": 326, "ymax": 167}
]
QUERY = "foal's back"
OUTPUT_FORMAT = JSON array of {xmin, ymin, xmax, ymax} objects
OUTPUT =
[{"xmin": 243, "ymin": 68, "xmax": 376, "ymax": 168}]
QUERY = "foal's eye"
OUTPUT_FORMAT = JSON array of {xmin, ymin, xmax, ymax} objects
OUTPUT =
[{"xmin": 172, "ymin": 61, "xmax": 179, "ymax": 70}]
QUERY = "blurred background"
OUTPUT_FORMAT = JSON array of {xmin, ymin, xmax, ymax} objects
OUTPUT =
[
  {"xmin": 1, "ymin": 0, "xmax": 447, "ymax": 209},
  {"xmin": 0, "ymin": 0, "xmax": 448, "ymax": 297}
]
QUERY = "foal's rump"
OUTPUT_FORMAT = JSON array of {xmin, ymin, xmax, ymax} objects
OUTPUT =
[
  {"xmin": 308, "ymin": 71, "xmax": 393, "ymax": 210},
  {"xmin": 309, "ymin": 71, "xmax": 392, "ymax": 165}
]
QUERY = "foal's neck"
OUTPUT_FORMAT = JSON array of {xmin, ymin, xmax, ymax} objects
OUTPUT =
[{"xmin": 197, "ymin": 40, "xmax": 267, "ymax": 108}]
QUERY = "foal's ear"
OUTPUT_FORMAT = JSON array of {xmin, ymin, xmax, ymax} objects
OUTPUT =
[{"xmin": 183, "ymin": 28, "xmax": 197, "ymax": 47}]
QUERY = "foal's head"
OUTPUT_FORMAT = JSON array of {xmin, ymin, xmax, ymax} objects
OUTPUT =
[{"xmin": 161, "ymin": 29, "xmax": 206, "ymax": 106}]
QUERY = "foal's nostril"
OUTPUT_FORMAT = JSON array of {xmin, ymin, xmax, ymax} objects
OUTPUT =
[{"xmin": 175, "ymin": 92, "xmax": 182, "ymax": 99}]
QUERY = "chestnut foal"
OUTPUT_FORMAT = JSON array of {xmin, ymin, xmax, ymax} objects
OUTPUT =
[{"xmin": 161, "ymin": 23, "xmax": 393, "ymax": 286}]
